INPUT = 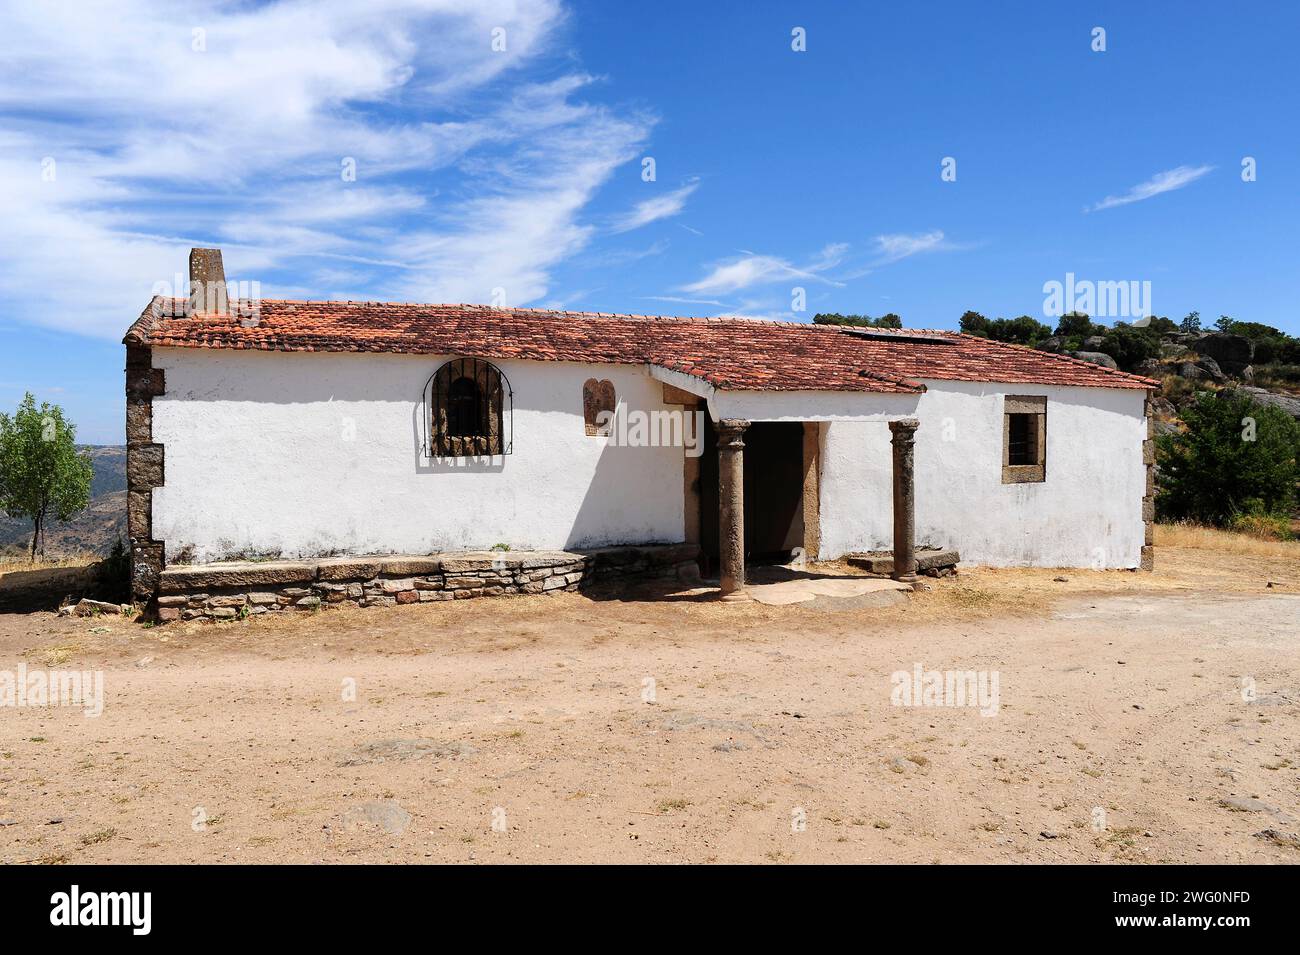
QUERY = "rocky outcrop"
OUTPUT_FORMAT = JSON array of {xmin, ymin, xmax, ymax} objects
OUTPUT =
[
  {"xmin": 1195, "ymin": 333, "xmax": 1254, "ymax": 375},
  {"xmin": 1072, "ymin": 351, "xmax": 1118, "ymax": 369},
  {"xmin": 1229, "ymin": 386, "xmax": 1300, "ymax": 421}
]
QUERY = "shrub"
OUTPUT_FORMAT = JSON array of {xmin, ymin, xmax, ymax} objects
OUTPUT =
[
  {"xmin": 1228, "ymin": 507, "xmax": 1293, "ymax": 541},
  {"xmin": 813, "ymin": 312, "xmax": 903, "ymax": 328},
  {"xmin": 1099, "ymin": 323, "xmax": 1160, "ymax": 371},
  {"xmin": 957, "ymin": 311, "xmax": 1051, "ymax": 346},
  {"xmin": 1054, "ymin": 312, "xmax": 1104, "ymax": 340},
  {"xmin": 1156, "ymin": 392, "xmax": 1300, "ymax": 527}
]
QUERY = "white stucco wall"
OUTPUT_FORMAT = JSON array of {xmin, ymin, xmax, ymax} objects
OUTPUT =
[
  {"xmin": 150, "ymin": 348, "xmax": 1146, "ymax": 569},
  {"xmin": 151, "ymin": 349, "xmax": 686, "ymax": 561},
  {"xmin": 818, "ymin": 380, "xmax": 1148, "ymax": 568}
]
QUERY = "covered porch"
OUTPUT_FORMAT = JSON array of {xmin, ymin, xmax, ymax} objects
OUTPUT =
[{"xmin": 650, "ymin": 366, "xmax": 926, "ymax": 601}]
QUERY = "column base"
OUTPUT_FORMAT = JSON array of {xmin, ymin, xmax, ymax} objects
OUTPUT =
[{"xmin": 717, "ymin": 589, "xmax": 752, "ymax": 602}]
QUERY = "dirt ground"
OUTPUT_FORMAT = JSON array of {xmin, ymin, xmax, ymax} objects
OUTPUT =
[{"xmin": 1, "ymin": 542, "xmax": 1298, "ymax": 865}]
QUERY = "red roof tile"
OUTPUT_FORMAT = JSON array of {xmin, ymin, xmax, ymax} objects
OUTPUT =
[{"xmin": 125, "ymin": 298, "xmax": 1157, "ymax": 393}]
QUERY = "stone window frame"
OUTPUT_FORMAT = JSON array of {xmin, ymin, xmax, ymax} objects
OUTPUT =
[
  {"xmin": 1001, "ymin": 394, "xmax": 1047, "ymax": 484},
  {"xmin": 583, "ymin": 378, "xmax": 616, "ymax": 436}
]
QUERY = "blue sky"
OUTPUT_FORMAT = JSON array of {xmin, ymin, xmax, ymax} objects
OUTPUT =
[{"xmin": 2, "ymin": 1, "xmax": 1297, "ymax": 443}]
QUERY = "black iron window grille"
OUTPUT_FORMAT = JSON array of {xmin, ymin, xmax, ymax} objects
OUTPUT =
[
  {"xmin": 1007, "ymin": 412, "xmax": 1037, "ymax": 465},
  {"xmin": 423, "ymin": 357, "xmax": 513, "ymax": 457}
]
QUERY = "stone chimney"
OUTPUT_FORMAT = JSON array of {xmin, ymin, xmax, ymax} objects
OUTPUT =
[{"xmin": 187, "ymin": 247, "xmax": 230, "ymax": 316}]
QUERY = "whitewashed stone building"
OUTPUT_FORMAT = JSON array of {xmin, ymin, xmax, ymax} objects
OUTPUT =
[{"xmin": 124, "ymin": 250, "xmax": 1156, "ymax": 613}]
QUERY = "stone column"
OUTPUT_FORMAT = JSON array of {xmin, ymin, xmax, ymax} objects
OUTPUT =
[
  {"xmin": 716, "ymin": 419, "xmax": 750, "ymax": 600},
  {"xmin": 889, "ymin": 418, "xmax": 920, "ymax": 586}
]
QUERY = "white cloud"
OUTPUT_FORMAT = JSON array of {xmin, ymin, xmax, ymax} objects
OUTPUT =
[
  {"xmin": 0, "ymin": 0, "xmax": 651, "ymax": 338},
  {"xmin": 872, "ymin": 231, "xmax": 949, "ymax": 263},
  {"xmin": 610, "ymin": 180, "xmax": 699, "ymax": 233},
  {"xmin": 1088, "ymin": 165, "xmax": 1214, "ymax": 212},
  {"xmin": 681, "ymin": 243, "xmax": 846, "ymax": 296}
]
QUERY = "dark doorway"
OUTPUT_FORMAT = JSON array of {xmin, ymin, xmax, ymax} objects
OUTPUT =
[{"xmin": 699, "ymin": 420, "xmax": 805, "ymax": 574}]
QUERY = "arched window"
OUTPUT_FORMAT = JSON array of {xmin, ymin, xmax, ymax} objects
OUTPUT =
[
  {"xmin": 427, "ymin": 358, "xmax": 511, "ymax": 456},
  {"xmin": 583, "ymin": 378, "xmax": 616, "ymax": 436}
]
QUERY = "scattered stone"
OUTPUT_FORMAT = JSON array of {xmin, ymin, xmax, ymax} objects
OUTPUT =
[
  {"xmin": 1053, "ymin": 576, "xmax": 1069, "ymax": 583},
  {"xmin": 72, "ymin": 598, "xmax": 123, "ymax": 617},
  {"xmin": 1039, "ymin": 830, "xmax": 1059, "ymax": 839},
  {"xmin": 340, "ymin": 800, "xmax": 412, "ymax": 836},
  {"xmin": 0, "ymin": 820, "xmax": 17, "ymax": 827},
  {"xmin": 135, "ymin": 656, "xmax": 154, "ymax": 668},
  {"xmin": 1218, "ymin": 796, "xmax": 1269, "ymax": 813},
  {"xmin": 712, "ymin": 741, "xmax": 750, "ymax": 752},
  {"xmin": 1253, "ymin": 829, "xmax": 1300, "ymax": 850}
]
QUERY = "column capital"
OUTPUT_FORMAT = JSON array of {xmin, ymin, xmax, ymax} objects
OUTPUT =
[
  {"xmin": 716, "ymin": 418, "xmax": 750, "ymax": 449},
  {"xmin": 888, "ymin": 417, "xmax": 920, "ymax": 435}
]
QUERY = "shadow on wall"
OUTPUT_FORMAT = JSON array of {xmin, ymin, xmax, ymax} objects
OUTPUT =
[{"xmin": 564, "ymin": 434, "xmax": 683, "ymax": 550}]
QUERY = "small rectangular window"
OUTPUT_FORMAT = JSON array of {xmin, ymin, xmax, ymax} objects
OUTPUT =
[{"xmin": 1002, "ymin": 396, "xmax": 1046, "ymax": 483}]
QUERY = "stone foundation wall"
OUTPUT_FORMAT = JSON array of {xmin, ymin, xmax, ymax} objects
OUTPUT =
[{"xmin": 156, "ymin": 544, "xmax": 698, "ymax": 623}]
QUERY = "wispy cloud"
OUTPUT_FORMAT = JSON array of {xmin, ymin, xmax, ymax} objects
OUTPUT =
[
  {"xmin": 681, "ymin": 243, "xmax": 847, "ymax": 296},
  {"xmin": 642, "ymin": 295, "xmax": 727, "ymax": 308},
  {"xmin": 1088, "ymin": 164, "xmax": 1214, "ymax": 212},
  {"xmin": 872, "ymin": 231, "xmax": 949, "ymax": 264},
  {"xmin": 0, "ymin": 0, "xmax": 652, "ymax": 337},
  {"xmin": 610, "ymin": 180, "xmax": 699, "ymax": 233}
]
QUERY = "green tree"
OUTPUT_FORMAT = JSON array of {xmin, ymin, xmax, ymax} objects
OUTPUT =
[
  {"xmin": 1179, "ymin": 310, "xmax": 1201, "ymax": 334},
  {"xmin": 958, "ymin": 310, "xmax": 990, "ymax": 337},
  {"xmin": 989, "ymin": 315, "xmax": 1053, "ymax": 346},
  {"xmin": 1054, "ymin": 311, "xmax": 1102, "ymax": 340},
  {"xmin": 1214, "ymin": 314, "xmax": 1235, "ymax": 332},
  {"xmin": 1156, "ymin": 392, "xmax": 1300, "ymax": 526},
  {"xmin": 812, "ymin": 312, "xmax": 904, "ymax": 329},
  {"xmin": 957, "ymin": 311, "xmax": 1052, "ymax": 346},
  {"xmin": 1099, "ymin": 322, "xmax": 1160, "ymax": 371},
  {"xmin": 0, "ymin": 393, "xmax": 93, "ymax": 560}
]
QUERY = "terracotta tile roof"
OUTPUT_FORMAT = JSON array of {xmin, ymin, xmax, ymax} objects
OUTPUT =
[{"xmin": 125, "ymin": 298, "xmax": 1157, "ymax": 392}]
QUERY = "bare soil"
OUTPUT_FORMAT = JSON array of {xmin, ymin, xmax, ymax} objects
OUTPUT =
[{"xmin": 1, "ymin": 544, "xmax": 1297, "ymax": 864}]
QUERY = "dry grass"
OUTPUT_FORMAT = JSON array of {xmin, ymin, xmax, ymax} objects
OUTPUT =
[
  {"xmin": 0, "ymin": 553, "xmax": 99, "ymax": 576},
  {"xmin": 1155, "ymin": 523, "xmax": 1300, "ymax": 558}
]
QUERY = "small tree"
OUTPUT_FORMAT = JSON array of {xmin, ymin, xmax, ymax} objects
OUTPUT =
[
  {"xmin": 1099, "ymin": 322, "xmax": 1160, "ymax": 371},
  {"xmin": 1156, "ymin": 392, "xmax": 1300, "ymax": 527},
  {"xmin": 1054, "ymin": 311, "xmax": 1102, "ymax": 341},
  {"xmin": 1179, "ymin": 310, "xmax": 1201, "ymax": 334},
  {"xmin": 958, "ymin": 310, "xmax": 990, "ymax": 337},
  {"xmin": 0, "ymin": 393, "xmax": 93, "ymax": 560}
]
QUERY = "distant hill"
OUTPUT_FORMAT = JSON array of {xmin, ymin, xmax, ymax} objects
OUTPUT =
[{"xmin": 0, "ymin": 445, "xmax": 127, "ymax": 558}]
